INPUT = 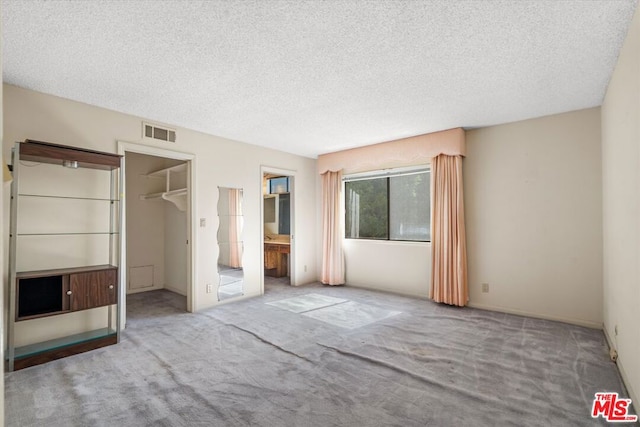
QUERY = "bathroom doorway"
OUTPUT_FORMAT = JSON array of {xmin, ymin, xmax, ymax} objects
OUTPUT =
[{"xmin": 261, "ymin": 166, "xmax": 295, "ymax": 294}]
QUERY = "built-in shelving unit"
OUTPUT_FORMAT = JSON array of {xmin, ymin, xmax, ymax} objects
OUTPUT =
[
  {"xmin": 140, "ymin": 163, "xmax": 188, "ymax": 211},
  {"xmin": 7, "ymin": 139, "xmax": 123, "ymax": 371}
]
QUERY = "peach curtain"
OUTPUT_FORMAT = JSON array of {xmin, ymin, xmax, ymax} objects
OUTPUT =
[
  {"xmin": 228, "ymin": 188, "xmax": 243, "ymax": 268},
  {"xmin": 430, "ymin": 154, "xmax": 468, "ymax": 306},
  {"xmin": 321, "ymin": 170, "xmax": 345, "ymax": 285}
]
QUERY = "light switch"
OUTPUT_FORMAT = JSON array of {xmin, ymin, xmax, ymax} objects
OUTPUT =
[{"xmin": 200, "ymin": 218, "xmax": 206, "ymax": 227}]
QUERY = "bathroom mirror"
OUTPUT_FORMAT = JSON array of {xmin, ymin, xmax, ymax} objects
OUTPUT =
[{"xmin": 217, "ymin": 187, "xmax": 244, "ymax": 301}]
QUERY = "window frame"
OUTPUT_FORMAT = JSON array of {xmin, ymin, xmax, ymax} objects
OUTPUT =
[
  {"xmin": 268, "ymin": 176, "xmax": 290, "ymax": 194},
  {"xmin": 343, "ymin": 166, "xmax": 431, "ymax": 243}
]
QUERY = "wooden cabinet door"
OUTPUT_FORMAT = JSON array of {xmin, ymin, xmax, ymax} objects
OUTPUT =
[
  {"xmin": 70, "ymin": 269, "xmax": 117, "ymax": 311},
  {"xmin": 264, "ymin": 247, "xmax": 278, "ymax": 269}
]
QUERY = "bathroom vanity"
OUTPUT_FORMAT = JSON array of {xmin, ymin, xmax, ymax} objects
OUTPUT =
[{"xmin": 264, "ymin": 241, "xmax": 290, "ymax": 278}]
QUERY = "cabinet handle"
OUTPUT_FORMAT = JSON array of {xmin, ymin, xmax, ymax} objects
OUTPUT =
[
  {"xmin": 109, "ymin": 285, "xmax": 114, "ymax": 290},
  {"xmin": 66, "ymin": 290, "xmax": 72, "ymax": 295}
]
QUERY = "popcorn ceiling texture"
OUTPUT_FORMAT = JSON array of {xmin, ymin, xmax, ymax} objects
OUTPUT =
[{"xmin": 2, "ymin": 0, "xmax": 638, "ymax": 157}]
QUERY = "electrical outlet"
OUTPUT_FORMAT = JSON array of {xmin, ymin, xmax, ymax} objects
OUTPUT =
[
  {"xmin": 481, "ymin": 283, "xmax": 489, "ymax": 293},
  {"xmin": 206, "ymin": 284, "xmax": 212, "ymax": 293}
]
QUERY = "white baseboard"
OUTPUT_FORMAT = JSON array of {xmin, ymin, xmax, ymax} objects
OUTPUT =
[
  {"xmin": 347, "ymin": 282, "xmax": 426, "ymax": 299},
  {"xmin": 164, "ymin": 284, "xmax": 187, "ymax": 296},
  {"xmin": 127, "ymin": 284, "xmax": 187, "ymax": 296},
  {"xmin": 603, "ymin": 324, "xmax": 615, "ymax": 351},
  {"xmin": 215, "ymin": 291, "xmax": 257, "ymax": 307},
  {"xmin": 466, "ymin": 302, "xmax": 601, "ymax": 329},
  {"xmin": 126, "ymin": 284, "xmax": 164, "ymax": 295},
  {"xmin": 603, "ymin": 325, "xmax": 639, "ymax": 413}
]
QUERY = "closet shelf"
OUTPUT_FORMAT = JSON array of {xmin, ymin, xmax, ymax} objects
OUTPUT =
[
  {"xmin": 140, "ymin": 162, "xmax": 188, "ymax": 212},
  {"xmin": 140, "ymin": 192, "xmax": 164, "ymax": 200},
  {"xmin": 146, "ymin": 163, "xmax": 187, "ymax": 178},
  {"xmin": 140, "ymin": 188, "xmax": 187, "ymax": 212},
  {"xmin": 161, "ymin": 188, "xmax": 187, "ymax": 212},
  {"xmin": 140, "ymin": 162, "xmax": 188, "ymax": 211}
]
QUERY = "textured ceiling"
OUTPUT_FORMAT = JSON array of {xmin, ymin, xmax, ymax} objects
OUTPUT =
[{"xmin": 3, "ymin": 1, "xmax": 638, "ymax": 158}]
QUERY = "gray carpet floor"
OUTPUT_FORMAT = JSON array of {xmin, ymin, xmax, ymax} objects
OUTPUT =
[{"xmin": 5, "ymin": 279, "xmax": 634, "ymax": 426}]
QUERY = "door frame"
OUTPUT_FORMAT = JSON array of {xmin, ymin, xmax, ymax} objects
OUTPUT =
[
  {"xmin": 117, "ymin": 141, "xmax": 196, "ymax": 327},
  {"xmin": 260, "ymin": 165, "xmax": 297, "ymax": 294}
]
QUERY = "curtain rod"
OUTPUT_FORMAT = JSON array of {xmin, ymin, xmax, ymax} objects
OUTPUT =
[{"xmin": 343, "ymin": 165, "xmax": 429, "ymax": 181}]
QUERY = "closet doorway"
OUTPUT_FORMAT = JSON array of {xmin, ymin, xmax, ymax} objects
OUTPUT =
[
  {"xmin": 118, "ymin": 142, "xmax": 195, "ymax": 328},
  {"xmin": 261, "ymin": 166, "xmax": 296, "ymax": 294}
]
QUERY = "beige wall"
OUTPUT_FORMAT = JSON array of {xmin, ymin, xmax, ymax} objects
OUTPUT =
[
  {"xmin": 344, "ymin": 240, "xmax": 431, "ymax": 297},
  {"xmin": 602, "ymin": 5, "xmax": 640, "ymax": 407},
  {"xmin": 464, "ymin": 108, "xmax": 603, "ymax": 328},
  {"xmin": 3, "ymin": 84, "xmax": 319, "ymax": 345},
  {"xmin": 164, "ymin": 201, "xmax": 188, "ymax": 295}
]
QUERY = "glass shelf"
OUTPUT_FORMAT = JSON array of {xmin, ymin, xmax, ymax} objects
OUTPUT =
[
  {"xmin": 18, "ymin": 193, "xmax": 120, "ymax": 202},
  {"xmin": 14, "ymin": 328, "xmax": 116, "ymax": 359},
  {"xmin": 17, "ymin": 232, "xmax": 119, "ymax": 236}
]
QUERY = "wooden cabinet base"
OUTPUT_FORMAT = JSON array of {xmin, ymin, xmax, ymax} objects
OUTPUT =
[
  {"xmin": 265, "ymin": 255, "xmax": 288, "ymax": 278},
  {"xmin": 11, "ymin": 333, "xmax": 117, "ymax": 371},
  {"xmin": 264, "ymin": 244, "xmax": 289, "ymax": 278}
]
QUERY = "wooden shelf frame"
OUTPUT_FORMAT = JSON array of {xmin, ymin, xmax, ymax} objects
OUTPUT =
[
  {"xmin": 7, "ymin": 140, "xmax": 124, "ymax": 371},
  {"xmin": 20, "ymin": 139, "xmax": 121, "ymax": 170},
  {"xmin": 13, "ymin": 328, "xmax": 117, "ymax": 371}
]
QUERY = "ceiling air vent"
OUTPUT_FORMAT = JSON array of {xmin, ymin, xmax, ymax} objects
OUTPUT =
[{"xmin": 143, "ymin": 122, "xmax": 176, "ymax": 143}]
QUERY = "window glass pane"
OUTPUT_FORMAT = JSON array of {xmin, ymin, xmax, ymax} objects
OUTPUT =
[
  {"xmin": 269, "ymin": 177, "xmax": 289, "ymax": 194},
  {"xmin": 263, "ymin": 196, "xmax": 276, "ymax": 223},
  {"xmin": 389, "ymin": 172, "xmax": 430, "ymax": 241},
  {"xmin": 345, "ymin": 178, "xmax": 388, "ymax": 239}
]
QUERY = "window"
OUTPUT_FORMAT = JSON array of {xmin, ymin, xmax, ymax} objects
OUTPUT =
[
  {"xmin": 345, "ymin": 168, "xmax": 430, "ymax": 242},
  {"xmin": 268, "ymin": 176, "xmax": 290, "ymax": 194}
]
